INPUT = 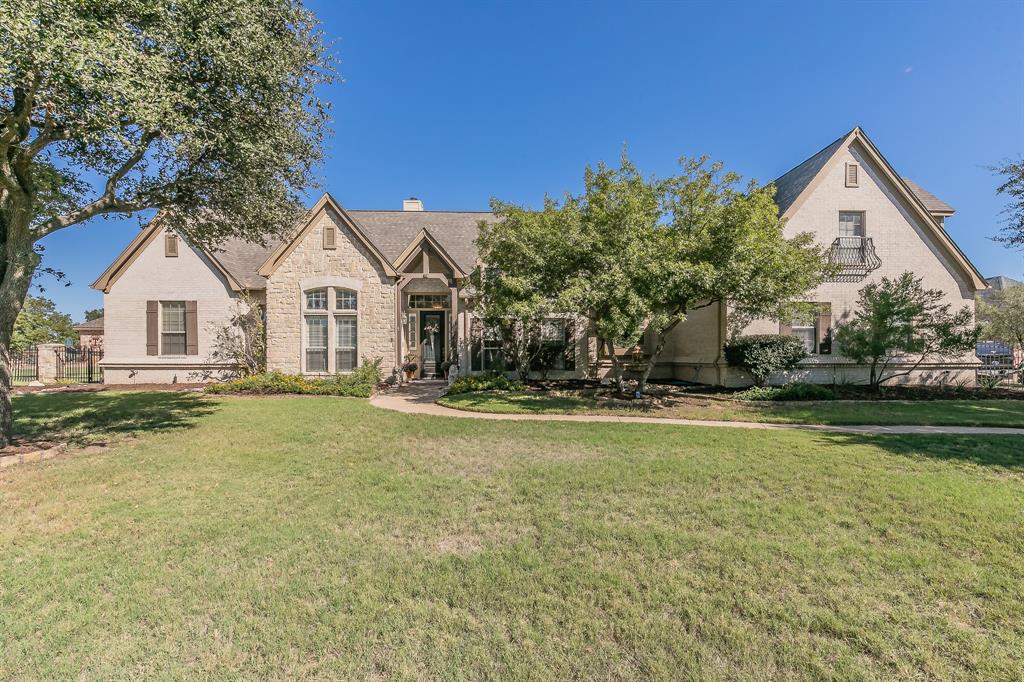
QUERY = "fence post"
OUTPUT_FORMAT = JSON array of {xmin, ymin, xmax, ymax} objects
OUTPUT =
[{"xmin": 36, "ymin": 343, "xmax": 65, "ymax": 384}]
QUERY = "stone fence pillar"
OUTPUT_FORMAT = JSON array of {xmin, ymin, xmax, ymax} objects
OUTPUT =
[{"xmin": 36, "ymin": 343, "xmax": 65, "ymax": 384}]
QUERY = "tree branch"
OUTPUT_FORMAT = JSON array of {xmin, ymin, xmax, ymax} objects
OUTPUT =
[{"xmin": 32, "ymin": 132, "xmax": 159, "ymax": 239}]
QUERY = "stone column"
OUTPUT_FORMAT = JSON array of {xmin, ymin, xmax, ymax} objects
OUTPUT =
[{"xmin": 36, "ymin": 343, "xmax": 66, "ymax": 384}]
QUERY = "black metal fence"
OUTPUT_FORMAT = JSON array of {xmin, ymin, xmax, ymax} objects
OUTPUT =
[
  {"xmin": 10, "ymin": 347, "xmax": 39, "ymax": 385},
  {"xmin": 55, "ymin": 346, "xmax": 104, "ymax": 384}
]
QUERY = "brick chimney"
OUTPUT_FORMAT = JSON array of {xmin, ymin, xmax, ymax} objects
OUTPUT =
[{"xmin": 403, "ymin": 197, "xmax": 423, "ymax": 211}]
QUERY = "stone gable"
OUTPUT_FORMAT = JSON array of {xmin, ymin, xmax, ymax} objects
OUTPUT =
[{"xmin": 265, "ymin": 209, "xmax": 397, "ymax": 374}]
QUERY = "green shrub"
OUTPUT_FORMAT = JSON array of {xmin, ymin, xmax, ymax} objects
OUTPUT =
[
  {"xmin": 207, "ymin": 358, "xmax": 384, "ymax": 398},
  {"xmin": 736, "ymin": 382, "xmax": 836, "ymax": 401},
  {"xmin": 723, "ymin": 335, "xmax": 808, "ymax": 386},
  {"xmin": 447, "ymin": 372, "xmax": 524, "ymax": 395}
]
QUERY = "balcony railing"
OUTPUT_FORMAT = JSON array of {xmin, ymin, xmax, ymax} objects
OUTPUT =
[{"xmin": 827, "ymin": 236, "xmax": 881, "ymax": 274}]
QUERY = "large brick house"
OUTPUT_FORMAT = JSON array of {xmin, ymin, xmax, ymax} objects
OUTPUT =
[{"xmin": 91, "ymin": 128, "xmax": 988, "ymax": 386}]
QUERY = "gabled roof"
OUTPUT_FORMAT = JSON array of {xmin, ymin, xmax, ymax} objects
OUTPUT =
[
  {"xmin": 91, "ymin": 213, "xmax": 246, "ymax": 293},
  {"xmin": 394, "ymin": 228, "xmax": 469, "ymax": 278},
  {"xmin": 772, "ymin": 127, "xmax": 987, "ymax": 290},
  {"xmin": 74, "ymin": 317, "xmax": 104, "ymax": 333},
  {"xmin": 986, "ymin": 275, "xmax": 1023, "ymax": 291},
  {"xmin": 773, "ymin": 131, "xmax": 850, "ymax": 216},
  {"xmin": 348, "ymin": 210, "xmax": 492, "ymax": 273},
  {"xmin": 901, "ymin": 178, "xmax": 955, "ymax": 216},
  {"xmin": 257, "ymin": 193, "xmax": 399, "ymax": 278}
]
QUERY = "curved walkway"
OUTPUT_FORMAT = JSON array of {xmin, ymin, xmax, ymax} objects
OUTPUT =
[{"xmin": 370, "ymin": 381, "xmax": 1024, "ymax": 436}]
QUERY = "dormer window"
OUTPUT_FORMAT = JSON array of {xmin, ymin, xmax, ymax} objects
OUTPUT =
[{"xmin": 845, "ymin": 163, "xmax": 859, "ymax": 188}]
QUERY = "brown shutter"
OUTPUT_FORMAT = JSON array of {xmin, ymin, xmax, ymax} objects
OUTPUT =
[
  {"xmin": 816, "ymin": 303, "xmax": 832, "ymax": 354},
  {"xmin": 323, "ymin": 225, "xmax": 336, "ymax": 249},
  {"xmin": 165, "ymin": 233, "xmax": 178, "ymax": 257},
  {"xmin": 146, "ymin": 301, "xmax": 159, "ymax": 355},
  {"xmin": 185, "ymin": 301, "xmax": 198, "ymax": 355}
]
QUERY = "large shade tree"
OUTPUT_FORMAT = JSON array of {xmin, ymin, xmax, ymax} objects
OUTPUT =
[
  {"xmin": 992, "ymin": 157, "xmax": 1024, "ymax": 249},
  {"xmin": 0, "ymin": 0, "xmax": 334, "ymax": 443},
  {"xmin": 476, "ymin": 154, "xmax": 827, "ymax": 394}
]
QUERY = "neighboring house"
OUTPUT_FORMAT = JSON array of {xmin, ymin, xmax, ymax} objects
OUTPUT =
[
  {"xmin": 73, "ymin": 317, "xmax": 104, "ymax": 350},
  {"xmin": 977, "ymin": 275, "xmax": 1023, "ymax": 374},
  {"xmin": 92, "ymin": 127, "xmax": 988, "ymax": 386}
]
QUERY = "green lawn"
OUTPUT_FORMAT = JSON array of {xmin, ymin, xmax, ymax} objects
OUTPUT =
[
  {"xmin": 2, "ymin": 392, "xmax": 1023, "ymax": 679},
  {"xmin": 439, "ymin": 390, "xmax": 1024, "ymax": 427}
]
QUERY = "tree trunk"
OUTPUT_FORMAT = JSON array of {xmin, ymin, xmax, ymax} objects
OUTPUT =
[
  {"xmin": 637, "ymin": 329, "xmax": 669, "ymax": 395},
  {"xmin": 603, "ymin": 338, "xmax": 626, "ymax": 395},
  {"xmin": 0, "ymin": 204, "xmax": 41, "ymax": 446}
]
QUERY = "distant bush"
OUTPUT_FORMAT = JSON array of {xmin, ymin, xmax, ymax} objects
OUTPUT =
[
  {"xmin": 735, "ymin": 382, "xmax": 835, "ymax": 401},
  {"xmin": 723, "ymin": 335, "xmax": 808, "ymax": 386},
  {"xmin": 447, "ymin": 372, "xmax": 524, "ymax": 395},
  {"xmin": 207, "ymin": 358, "xmax": 383, "ymax": 397}
]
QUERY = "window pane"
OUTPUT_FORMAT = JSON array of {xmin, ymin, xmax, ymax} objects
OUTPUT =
[
  {"xmin": 306, "ymin": 316, "xmax": 327, "ymax": 348},
  {"xmin": 409, "ymin": 294, "xmax": 450, "ymax": 309},
  {"xmin": 305, "ymin": 289, "xmax": 327, "ymax": 310},
  {"xmin": 306, "ymin": 350, "xmax": 327, "ymax": 372},
  {"xmin": 336, "ymin": 317, "xmax": 357, "ymax": 349},
  {"xmin": 839, "ymin": 212, "xmax": 864, "ymax": 237},
  {"xmin": 162, "ymin": 333, "xmax": 186, "ymax": 355},
  {"xmin": 336, "ymin": 349, "xmax": 356, "ymax": 372},
  {"xmin": 540, "ymin": 319, "xmax": 565, "ymax": 342},
  {"xmin": 336, "ymin": 289, "xmax": 357, "ymax": 310},
  {"xmin": 792, "ymin": 326, "xmax": 816, "ymax": 354},
  {"xmin": 162, "ymin": 301, "xmax": 185, "ymax": 332}
]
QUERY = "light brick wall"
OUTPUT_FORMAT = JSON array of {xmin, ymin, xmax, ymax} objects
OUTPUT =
[
  {"xmin": 265, "ymin": 209, "xmax": 397, "ymax": 375},
  {"xmin": 732, "ymin": 139, "xmax": 979, "ymax": 385},
  {"xmin": 102, "ymin": 226, "xmax": 241, "ymax": 383}
]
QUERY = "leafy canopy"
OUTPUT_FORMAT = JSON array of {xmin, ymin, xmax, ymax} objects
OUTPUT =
[
  {"xmin": 992, "ymin": 158, "xmax": 1024, "ymax": 249},
  {"xmin": 977, "ymin": 285, "xmax": 1024, "ymax": 353},
  {"xmin": 12, "ymin": 294, "xmax": 76, "ymax": 351},
  {"xmin": 833, "ymin": 272, "xmax": 978, "ymax": 389},
  {"xmin": 0, "ymin": 0, "xmax": 335, "ymax": 248}
]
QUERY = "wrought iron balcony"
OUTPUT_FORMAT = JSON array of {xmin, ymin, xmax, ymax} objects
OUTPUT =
[{"xmin": 826, "ymin": 236, "xmax": 881, "ymax": 275}]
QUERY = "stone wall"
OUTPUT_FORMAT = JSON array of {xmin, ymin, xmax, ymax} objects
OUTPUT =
[{"xmin": 266, "ymin": 208, "xmax": 397, "ymax": 375}]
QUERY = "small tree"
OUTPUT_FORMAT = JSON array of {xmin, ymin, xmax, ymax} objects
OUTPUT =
[
  {"xmin": 723, "ymin": 335, "xmax": 808, "ymax": 386},
  {"xmin": 205, "ymin": 293, "xmax": 266, "ymax": 378},
  {"xmin": 833, "ymin": 272, "xmax": 978, "ymax": 390},
  {"xmin": 83, "ymin": 308, "xmax": 104, "ymax": 322},
  {"xmin": 11, "ymin": 294, "xmax": 75, "ymax": 351},
  {"xmin": 977, "ymin": 285, "xmax": 1024, "ymax": 372},
  {"xmin": 991, "ymin": 158, "xmax": 1024, "ymax": 249}
]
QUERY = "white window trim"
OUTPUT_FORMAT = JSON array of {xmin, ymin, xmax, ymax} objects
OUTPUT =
[
  {"xmin": 301, "ymin": 286, "xmax": 360, "ymax": 374},
  {"xmin": 839, "ymin": 211, "xmax": 866, "ymax": 238},
  {"xmin": 160, "ymin": 300, "xmax": 187, "ymax": 357}
]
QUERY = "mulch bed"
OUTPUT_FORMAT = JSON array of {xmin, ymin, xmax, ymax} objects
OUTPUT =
[{"xmin": 13, "ymin": 383, "xmax": 206, "ymax": 395}]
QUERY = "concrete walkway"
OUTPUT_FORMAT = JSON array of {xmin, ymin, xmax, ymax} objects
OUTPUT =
[{"xmin": 370, "ymin": 381, "xmax": 1024, "ymax": 436}]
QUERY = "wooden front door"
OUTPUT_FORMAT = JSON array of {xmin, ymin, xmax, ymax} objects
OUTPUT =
[{"xmin": 419, "ymin": 312, "xmax": 446, "ymax": 378}]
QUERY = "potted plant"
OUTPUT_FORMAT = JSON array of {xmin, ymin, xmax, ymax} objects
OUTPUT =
[{"xmin": 401, "ymin": 360, "xmax": 418, "ymax": 381}]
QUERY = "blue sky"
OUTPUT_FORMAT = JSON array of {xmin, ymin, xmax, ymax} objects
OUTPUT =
[{"xmin": 39, "ymin": 0, "xmax": 1024, "ymax": 320}]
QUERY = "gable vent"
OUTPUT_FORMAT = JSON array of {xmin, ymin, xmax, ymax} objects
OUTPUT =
[
  {"xmin": 323, "ymin": 225, "xmax": 336, "ymax": 249},
  {"xmin": 165, "ymin": 233, "xmax": 179, "ymax": 257},
  {"xmin": 845, "ymin": 163, "xmax": 859, "ymax": 188}
]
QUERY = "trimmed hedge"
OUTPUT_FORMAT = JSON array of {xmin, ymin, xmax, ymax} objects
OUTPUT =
[
  {"xmin": 207, "ymin": 360, "xmax": 383, "ymax": 398},
  {"xmin": 735, "ymin": 382, "xmax": 836, "ymax": 401},
  {"xmin": 447, "ymin": 372, "xmax": 523, "ymax": 395},
  {"xmin": 723, "ymin": 334, "xmax": 808, "ymax": 386}
]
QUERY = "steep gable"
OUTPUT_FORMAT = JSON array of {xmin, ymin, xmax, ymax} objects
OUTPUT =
[{"xmin": 774, "ymin": 128, "xmax": 986, "ymax": 290}]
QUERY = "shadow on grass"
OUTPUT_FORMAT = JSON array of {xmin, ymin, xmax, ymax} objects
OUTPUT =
[
  {"xmin": 12, "ymin": 390, "xmax": 218, "ymax": 446},
  {"xmin": 823, "ymin": 432, "xmax": 1024, "ymax": 472}
]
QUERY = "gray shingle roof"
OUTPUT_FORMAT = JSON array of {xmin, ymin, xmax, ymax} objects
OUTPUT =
[
  {"xmin": 772, "ymin": 132, "xmax": 849, "ymax": 215},
  {"xmin": 348, "ymin": 210, "xmax": 494, "ymax": 272},
  {"xmin": 210, "ymin": 236, "xmax": 285, "ymax": 289},
  {"xmin": 978, "ymin": 275, "xmax": 1022, "ymax": 304},
  {"xmin": 901, "ymin": 178, "xmax": 955, "ymax": 215},
  {"xmin": 205, "ymin": 209, "xmax": 494, "ymax": 289}
]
